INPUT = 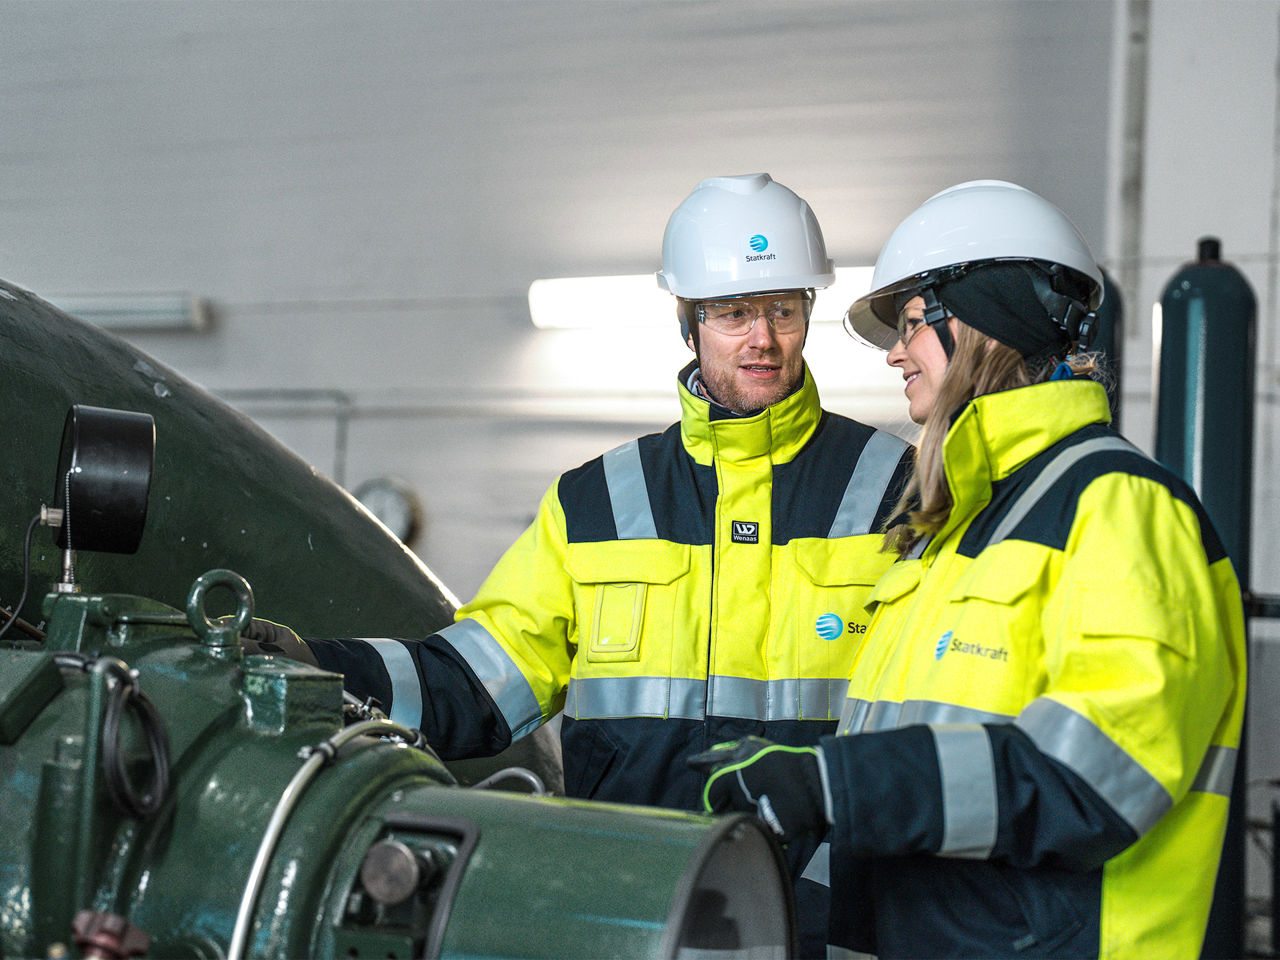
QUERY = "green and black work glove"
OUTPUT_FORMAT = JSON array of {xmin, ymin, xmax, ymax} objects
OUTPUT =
[
  {"xmin": 223, "ymin": 616, "xmax": 319, "ymax": 667},
  {"xmin": 687, "ymin": 736, "xmax": 831, "ymax": 843}
]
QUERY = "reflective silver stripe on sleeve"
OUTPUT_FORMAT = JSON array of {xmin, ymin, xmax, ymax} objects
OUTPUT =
[
  {"xmin": 828, "ymin": 430, "xmax": 911, "ymax": 538},
  {"xmin": 436, "ymin": 619, "xmax": 544, "ymax": 740},
  {"xmin": 361, "ymin": 638, "xmax": 424, "ymax": 730},
  {"xmin": 800, "ymin": 841, "xmax": 831, "ymax": 887},
  {"xmin": 837, "ymin": 697, "xmax": 1013, "ymax": 735},
  {"xmin": 602, "ymin": 440, "xmax": 657, "ymax": 540},
  {"xmin": 1191, "ymin": 745, "xmax": 1237, "ymax": 796},
  {"xmin": 1018, "ymin": 698, "xmax": 1173, "ymax": 835},
  {"xmin": 930, "ymin": 723, "xmax": 998, "ymax": 858},
  {"xmin": 987, "ymin": 437, "xmax": 1137, "ymax": 545}
]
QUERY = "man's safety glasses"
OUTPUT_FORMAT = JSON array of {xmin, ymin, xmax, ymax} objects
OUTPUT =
[{"xmin": 696, "ymin": 295, "xmax": 809, "ymax": 337}]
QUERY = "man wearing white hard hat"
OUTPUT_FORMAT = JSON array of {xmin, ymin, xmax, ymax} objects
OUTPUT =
[{"xmin": 243, "ymin": 174, "xmax": 913, "ymax": 956}]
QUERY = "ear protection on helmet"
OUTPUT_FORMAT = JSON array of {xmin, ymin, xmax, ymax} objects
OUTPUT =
[{"xmin": 1023, "ymin": 263, "xmax": 1099, "ymax": 350}]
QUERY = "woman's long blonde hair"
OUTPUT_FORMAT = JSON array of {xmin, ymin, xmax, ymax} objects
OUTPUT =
[{"xmin": 885, "ymin": 321, "xmax": 1107, "ymax": 557}]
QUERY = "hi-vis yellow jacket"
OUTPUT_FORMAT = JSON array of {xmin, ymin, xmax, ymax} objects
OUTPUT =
[
  {"xmin": 306, "ymin": 362, "xmax": 912, "ymax": 816},
  {"xmin": 818, "ymin": 379, "xmax": 1246, "ymax": 960},
  {"xmin": 439, "ymin": 362, "xmax": 912, "ymax": 810}
]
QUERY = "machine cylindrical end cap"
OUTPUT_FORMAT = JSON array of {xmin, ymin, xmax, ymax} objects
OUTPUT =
[
  {"xmin": 1198, "ymin": 236, "xmax": 1222, "ymax": 263},
  {"xmin": 359, "ymin": 838, "xmax": 429, "ymax": 906}
]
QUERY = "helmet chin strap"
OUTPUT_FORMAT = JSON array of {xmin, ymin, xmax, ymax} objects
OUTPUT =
[{"xmin": 920, "ymin": 287, "xmax": 955, "ymax": 359}]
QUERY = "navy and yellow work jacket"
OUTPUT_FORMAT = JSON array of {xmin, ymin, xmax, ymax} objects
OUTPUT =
[
  {"xmin": 819, "ymin": 379, "xmax": 1246, "ymax": 959},
  {"xmin": 308, "ymin": 362, "xmax": 912, "ymax": 813}
]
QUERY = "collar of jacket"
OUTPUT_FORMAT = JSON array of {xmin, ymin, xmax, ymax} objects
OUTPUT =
[
  {"xmin": 939, "ymin": 379, "xmax": 1113, "ymax": 535},
  {"xmin": 675, "ymin": 360, "xmax": 823, "ymax": 466}
]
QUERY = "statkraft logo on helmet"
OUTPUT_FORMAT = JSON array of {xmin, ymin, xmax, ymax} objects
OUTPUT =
[{"xmin": 746, "ymin": 234, "xmax": 776, "ymax": 263}]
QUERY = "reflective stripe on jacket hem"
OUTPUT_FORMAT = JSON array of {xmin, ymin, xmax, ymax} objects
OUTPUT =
[
  {"xmin": 437, "ymin": 619, "xmax": 544, "ymax": 739},
  {"xmin": 801, "ymin": 841, "xmax": 831, "ymax": 887},
  {"xmin": 565, "ymin": 675, "xmax": 850, "ymax": 721},
  {"xmin": 841, "ymin": 695, "xmax": 1231, "ymax": 830}
]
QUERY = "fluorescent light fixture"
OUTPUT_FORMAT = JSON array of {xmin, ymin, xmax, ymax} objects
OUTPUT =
[
  {"xmin": 528, "ymin": 267, "xmax": 875, "ymax": 330},
  {"xmin": 529, "ymin": 274, "xmax": 667, "ymax": 329},
  {"xmin": 47, "ymin": 293, "xmax": 208, "ymax": 331}
]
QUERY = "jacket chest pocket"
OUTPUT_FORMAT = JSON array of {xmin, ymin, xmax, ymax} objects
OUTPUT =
[
  {"xmin": 566, "ymin": 541, "xmax": 691, "ymax": 664},
  {"xmin": 865, "ymin": 558, "xmax": 923, "ymax": 611},
  {"xmin": 786, "ymin": 536, "xmax": 898, "ymax": 686},
  {"xmin": 944, "ymin": 544, "xmax": 1051, "ymax": 668}
]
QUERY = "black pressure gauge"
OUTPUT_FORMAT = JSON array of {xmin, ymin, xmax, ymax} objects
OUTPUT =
[{"xmin": 53, "ymin": 404, "xmax": 156, "ymax": 554}]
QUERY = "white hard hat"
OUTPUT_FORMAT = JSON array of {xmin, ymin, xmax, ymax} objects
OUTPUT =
[
  {"xmin": 657, "ymin": 173, "xmax": 835, "ymax": 301},
  {"xmin": 845, "ymin": 179, "xmax": 1104, "ymax": 350}
]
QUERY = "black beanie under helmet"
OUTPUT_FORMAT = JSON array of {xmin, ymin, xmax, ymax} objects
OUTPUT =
[{"xmin": 933, "ymin": 262, "xmax": 1071, "ymax": 362}]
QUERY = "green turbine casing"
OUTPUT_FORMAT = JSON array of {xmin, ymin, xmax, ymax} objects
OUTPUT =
[{"xmin": 1, "ymin": 578, "xmax": 791, "ymax": 958}]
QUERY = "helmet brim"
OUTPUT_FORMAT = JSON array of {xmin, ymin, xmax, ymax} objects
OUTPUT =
[
  {"xmin": 843, "ymin": 271, "xmax": 936, "ymax": 351},
  {"xmin": 844, "ymin": 256, "xmax": 1103, "ymax": 353},
  {"xmin": 843, "ymin": 299, "xmax": 898, "ymax": 351}
]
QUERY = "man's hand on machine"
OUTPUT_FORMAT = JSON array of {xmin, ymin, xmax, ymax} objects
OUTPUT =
[{"xmin": 223, "ymin": 616, "xmax": 319, "ymax": 667}]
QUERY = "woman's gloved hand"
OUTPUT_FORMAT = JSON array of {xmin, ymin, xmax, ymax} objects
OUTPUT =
[{"xmin": 687, "ymin": 735, "xmax": 831, "ymax": 843}]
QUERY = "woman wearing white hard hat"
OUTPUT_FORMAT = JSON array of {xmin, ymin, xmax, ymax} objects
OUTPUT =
[{"xmin": 690, "ymin": 180, "xmax": 1246, "ymax": 958}]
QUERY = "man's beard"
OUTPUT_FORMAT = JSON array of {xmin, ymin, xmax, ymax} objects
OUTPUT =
[{"xmin": 698, "ymin": 354, "xmax": 801, "ymax": 415}]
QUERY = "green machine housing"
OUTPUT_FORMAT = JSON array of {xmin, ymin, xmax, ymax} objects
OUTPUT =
[
  {"xmin": 0, "ymin": 571, "xmax": 791, "ymax": 958},
  {"xmin": 0, "ymin": 283, "xmax": 795, "ymax": 958}
]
